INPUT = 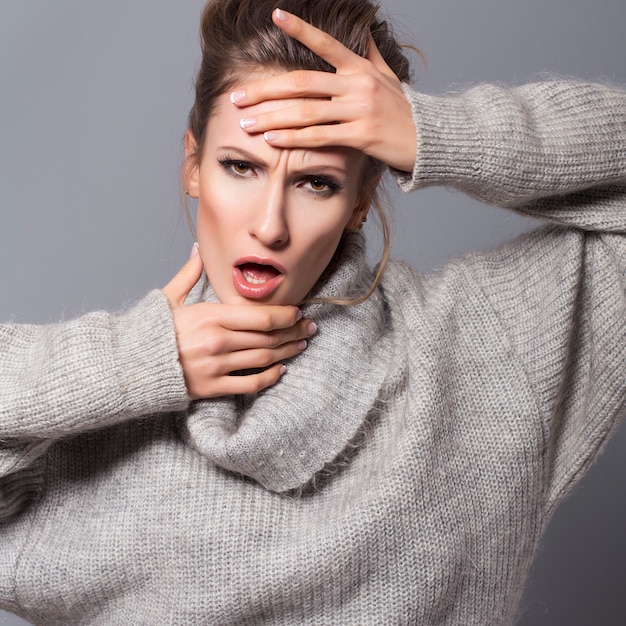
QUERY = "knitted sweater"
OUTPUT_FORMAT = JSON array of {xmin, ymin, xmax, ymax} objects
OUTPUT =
[{"xmin": 1, "ymin": 81, "xmax": 625, "ymax": 625}]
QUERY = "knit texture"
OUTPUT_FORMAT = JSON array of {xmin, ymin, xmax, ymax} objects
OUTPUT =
[
  {"xmin": 182, "ymin": 232, "xmax": 393, "ymax": 493},
  {"xmin": 1, "ymin": 81, "xmax": 625, "ymax": 625}
]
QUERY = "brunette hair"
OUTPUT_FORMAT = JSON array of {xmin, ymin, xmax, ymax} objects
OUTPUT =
[{"xmin": 187, "ymin": 0, "xmax": 414, "ymax": 305}]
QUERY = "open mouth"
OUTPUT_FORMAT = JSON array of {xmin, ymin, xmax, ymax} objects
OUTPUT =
[
  {"xmin": 232, "ymin": 258, "xmax": 285, "ymax": 299},
  {"xmin": 239, "ymin": 262, "xmax": 281, "ymax": 285}
]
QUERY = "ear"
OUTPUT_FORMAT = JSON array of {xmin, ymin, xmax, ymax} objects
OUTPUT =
[
  {"xmin": 346, "ymin": 197, "xmax": 371, "ymax": 231},
  {"xmin": 184, "ymin": 130, "xmax": 200, "ymax": 199},
  {"xmin": 346, "ymin": 171, "xmax": 382, "ymax": 230}
]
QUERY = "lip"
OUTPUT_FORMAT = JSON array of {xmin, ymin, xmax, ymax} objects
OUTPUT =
[{"xmin": 232, "ymin": 255, "xmax": 286, "ymax": 300}]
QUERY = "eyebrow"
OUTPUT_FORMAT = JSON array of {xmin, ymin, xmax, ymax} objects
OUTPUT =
[
  {"xmin": 217, "ymin": 146, "xmax": 267, "ymax": 166},
  {"xmin": 216, "ymin": 145, "xmax": 349, "ymax": 178}
]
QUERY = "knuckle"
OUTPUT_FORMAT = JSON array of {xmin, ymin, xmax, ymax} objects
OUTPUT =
[
  {"xmin": 203, "ymin": 334, "xmax": 225, "ymax": 355},
  {"xmin": 291, "ymin": 70, "xmax": 310, "ymax": 91},
  {"xmin": 358, "ymin": 73, "xmax": 379, "ymax": 96},
  {"xmin": 300, "ymin": 102, "xmax": 318, "ymax": 123},
  {"xmin": 257, "ymin": 349, "xmax": 275, "ymax": 367},
  {"xmin": 255, "ymin": 310, "xmax": 274, "ymax": 329},
  {"xmin": 346, "ymin": 126, "xmax": 365, "ymax": 152},
  {"xmin": 241, "ymin": 375, "xmax": 267, "ymax": 395},
  {"xmin": 204, "ymin": 357, "xmax": 222, "ymax": 376},
  {"xmin": 311, "ymin": 125, "xmax": 329, "ymax": 143},
  {"xmin": 263, "ymin": 331, "xmax": 282, "ymax": 349}
]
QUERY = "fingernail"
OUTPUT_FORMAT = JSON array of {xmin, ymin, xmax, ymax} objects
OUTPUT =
[
  {"xmin": 240, "ymin": 117, "xmax": 257, "ymax": 130},
  {"xmin": 279, "ymin": 364, "xmax": 287, "ymax": 376},
  {"xmin": 190, "ymin": 242, "xmax": 199, "ymax": 258},
  {"xmin": 230, "ymin": 89, "xmax": 246, "ymax": 104},
  {"xmin": 297, "ymin": 339, "xmax": 308, "ymax": 350},
  {"xmin": 295, "ymin": 308, "xmax": 303, "ymax": 321},
  {"xmin": 307, "ymin": 322, "xmax": 317, "ymax": 336},
  {"xmin": 275, "ymin": 8, "xmax": 289, "ymax": 22},
  {"xmin": 264, "ymin": 131, "xmax": 279, "ymax": 142}
]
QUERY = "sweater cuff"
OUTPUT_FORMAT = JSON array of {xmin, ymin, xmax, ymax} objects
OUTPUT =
[
  {"xmin": 111, "ymin": 289, "xmax": 190, "ymax": 421},
  {"xmin": 392, "ymin": 83, "xmax": 481, "ymax": 193}
]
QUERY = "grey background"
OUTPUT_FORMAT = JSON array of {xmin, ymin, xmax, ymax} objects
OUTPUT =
[{"xmin": 1, "ymin": 0, "xmax": 625, "ymax": 624}]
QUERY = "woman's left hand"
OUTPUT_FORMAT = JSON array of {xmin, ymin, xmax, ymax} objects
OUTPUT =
[{"xmin": 230, "ymin": 8, "xmax": 417, "ymax": 173}]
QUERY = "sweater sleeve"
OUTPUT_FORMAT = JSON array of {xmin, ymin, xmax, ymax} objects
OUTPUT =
[
  {"xmin": 397, "ymin": 81, "xmax": 626, "ymax": 514},
  {"xmin": 0, "ymin": 289, "xmax": 190, "ymax": 519},
  {"xmin": 395, "ymin": 80, "xmax": 626, "ymax": 232}
]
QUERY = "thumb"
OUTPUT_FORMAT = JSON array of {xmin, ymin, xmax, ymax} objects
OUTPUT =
[{"xmin": 162, "ymin": 243, "xmax": 204, "ymax": 306}]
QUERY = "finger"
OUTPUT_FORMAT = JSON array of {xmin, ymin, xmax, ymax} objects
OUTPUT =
[
  {"xmin": 264, "ymin": 121, "xmax": 412, "ymax": 170},
  {"xmin": 232, "ymin": 70, "xmax": 346, "ymax": 107},
  {"xmin": 193, "ymin": 302, "xmax": 304, "ymax": 332},
  {"xmin": 162, "ymin": 243, "xmax": 203, "ymax": 306},
  {"xmin": 219, "ymin": 318, "xmax": 317, "ymax": 353},
  {"xmin": 272, "ymin": 9, "xmax": 364, "ymax": 72},
  {"xmin": 223, "ymin": 340, "xmax": 308, "ymax": 374},
  {"xmin": 216, "ymin": 362, "xmax": 287, "ymax": 396},
  {"xmin": 240, "ymin": 100, "xmax": 359, "ymax": 134},
  {"xmin": 263, "ymin": 120, "xmax": 366, "ymax": 152}
]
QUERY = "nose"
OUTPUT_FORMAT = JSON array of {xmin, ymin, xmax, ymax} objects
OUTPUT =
[{"xmin": 248, "ymin": 178, "xmax": 289, "ymax": 248}]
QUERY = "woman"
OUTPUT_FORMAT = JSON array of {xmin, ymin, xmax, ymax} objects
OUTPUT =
[{"xmin": 1, "ymin": 0, "xmax": 625, "ymax": 624}]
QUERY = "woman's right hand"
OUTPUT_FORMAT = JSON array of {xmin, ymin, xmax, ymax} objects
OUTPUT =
[
  {"xmin": 230, "ymin": 9, "xmax": 417, "ymax": 173},
  {"xmin": 162, "ymin": 244, "xmax": 315, "ymax": 400}
]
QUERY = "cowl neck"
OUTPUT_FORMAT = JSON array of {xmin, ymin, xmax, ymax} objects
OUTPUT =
[{"xmin": 180, "ymin": 232, "xmax": 393, "ymax": 493}]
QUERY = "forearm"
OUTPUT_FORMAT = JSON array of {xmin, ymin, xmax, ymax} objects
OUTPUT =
[
  {"xmin": 396, "ymin": 81, "xmax": 626, "ymax": 230},
  {"xmin": 0, "ymin": 290, "xmax": 189, "ymax": 445}
]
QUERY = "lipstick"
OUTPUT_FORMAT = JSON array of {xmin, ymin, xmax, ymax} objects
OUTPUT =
[{"xmin": 232, "ymin": 256, "xmax": 286, "ymax": 299}]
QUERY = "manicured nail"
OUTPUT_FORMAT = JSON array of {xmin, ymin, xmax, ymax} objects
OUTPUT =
[
  {"xmin": 240, "ymin": 117, "xmax": 257, "ymax": 130},
  {"xmin": 190, "ymin": 242, "xmax": 199, "ymax": 258},
  {"xmin": 264, "ymin": 131, "xmax": 279, "ymax": 142},
  {"xmin": 274, "ymin": 8, "xmax": 289, "ymax": 22},
  {"xmin": 230, "ymin": 89, "xmax": 246, "ymax": 104},
  {"xmin": 279, "ymin": 364, "xmax": 287, "ymax": 376},
  {"xmin": 307, "ymin": 322, "xmax": 317, "ymax": 336},
  {"xmin": 297, "ymin": 339, "xmax": 308, "ymax": 350},
  {"xmin": 295, "ymin": 308, "xmax": 303, "ymax": 321}
]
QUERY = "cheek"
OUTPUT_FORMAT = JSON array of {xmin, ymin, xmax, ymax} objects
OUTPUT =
[
  {"xmin": 293, "ymin": 213, "xmax": 351, "ymax": 276},
  {"xmin": 306, "ymin": 225, "xmax": 344, "ymax": 259},
  {"xmin": 194, "ymin": 183, "xmax": 234, "ymax": 273},
  {"xmin": 195, "ymin": 175, "xmax": 239, "ymax": 238}
]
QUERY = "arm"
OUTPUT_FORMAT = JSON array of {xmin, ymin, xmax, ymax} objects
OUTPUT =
[
  {"xmin": 0, "ymin": 250, "xmax": 314, "ymax": 520},
  {"xmin": 0, "ymin": 290, "xmax": 189, "ymax": 520},
  {"xmin": 234, "ymin": 10, "xmax": 625, "ymax": 233},
  {"xmin": 234, "ymin": 11, "xmax": 626, "ymax": 512},
  {"xmin": 414, "ymin": 80, "xmax": 626, "ymax": 512},
  {"xmin": 0, "ymin": 290, "xmax": 189, "ymax": 443},
  {"xmin": 397, "ymin": 80, "xmax": 626, "ymax": 232}
]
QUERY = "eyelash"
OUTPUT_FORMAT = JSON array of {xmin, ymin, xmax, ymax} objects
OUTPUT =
[
  {"xmin": 219, "ymin": 158, "xmax": 254, "ymax": 178},
  {"xmin": 217, "ymin": 157, "xmax": 344, "ymax": 198}
]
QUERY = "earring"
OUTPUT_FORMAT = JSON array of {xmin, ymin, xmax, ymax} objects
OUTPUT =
[{"xmin": 358, "ymin": 215, "xmax": 367, "ymax": 230}]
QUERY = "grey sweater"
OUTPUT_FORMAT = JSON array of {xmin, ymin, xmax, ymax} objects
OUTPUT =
[{"xmin": 1, "ymin": 81, "xmax": 625, "ymax": 625}]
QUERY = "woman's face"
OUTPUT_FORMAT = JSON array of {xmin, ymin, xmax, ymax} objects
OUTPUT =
[{"xmin": 185, "ymin": 85, "xmax": 367, "ymax": 306}]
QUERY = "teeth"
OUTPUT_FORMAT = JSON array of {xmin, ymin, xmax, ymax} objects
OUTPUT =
[{"xmin": 242, "ymin": 270, "xmax": 267, "ymax": 285}]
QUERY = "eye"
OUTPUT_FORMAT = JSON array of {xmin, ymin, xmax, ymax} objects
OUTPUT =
[
  {"xmin": 218, "ymin": 158, "xmax": 255, "ymax": 178},
  {"xmin": 232, "ymin": 161, "xmax": 250, "ymax": 175},
  {"xmin": 300, "ymin": 175, "xmax": 343, "ymax": 197},
  {"xmin": 309, "ymin": 178, "xmax": 328, "ymax": 191}
]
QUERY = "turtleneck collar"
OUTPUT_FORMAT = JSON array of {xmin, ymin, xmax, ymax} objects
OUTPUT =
[{"xmin": 180, "ymin": 231, "xmax": 394, "ymax": 493}]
